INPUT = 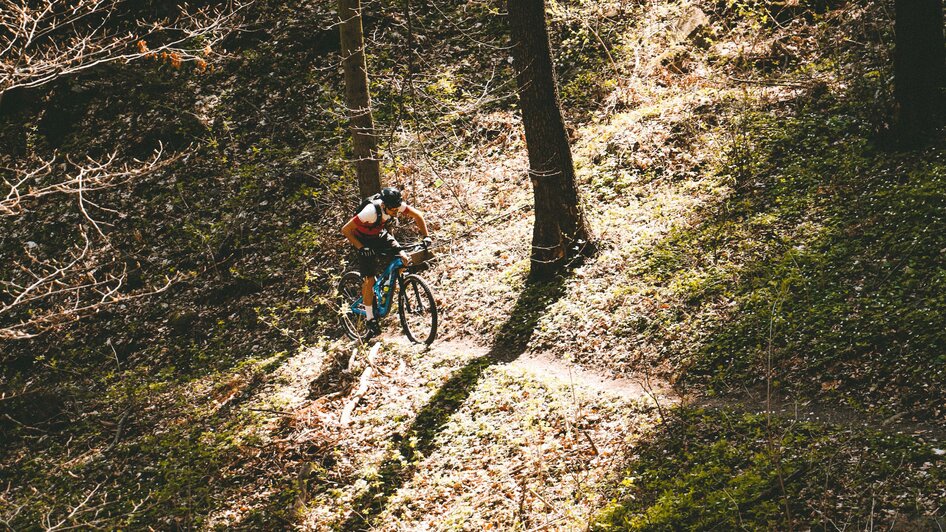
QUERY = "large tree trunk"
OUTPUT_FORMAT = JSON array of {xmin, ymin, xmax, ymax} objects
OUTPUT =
[
  {"xmin": 339, "ymin": 0, "xmax": 382, "ymax": 196},
  {"xmin": 894, "ymin": 0, "xmax": 945, "ymax": 146},
  {"xmin": 508, "ymin": 0, "xmax": 594, "ymax": 282}
]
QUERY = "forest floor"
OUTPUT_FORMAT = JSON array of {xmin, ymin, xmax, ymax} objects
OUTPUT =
[
  {"xmin": 3, "ymin": 0, "xmax": 946, "ymax": 529},
  {"xmin": 192, "ymin": 329, "xmax": 944, "ymax": 530},
  {"xmin": 196, "ymin": 333, "xmax": 668, "ymax": 530},
  {"xmin": 168, "ymin": 320, "xmax": 946, "ymax": 530},
  {"xmin": 295, "ymin": 335, "xmax": 946, "ymax": 530}
]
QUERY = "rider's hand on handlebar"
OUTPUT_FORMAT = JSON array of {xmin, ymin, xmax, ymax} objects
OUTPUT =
[
  {"xmin": 358, "ymin": 247, "xmax": 375, "ymax": 258},
  {"xmin": 422, "ymin": 236, "xmax": 432, "ymax": 249}
]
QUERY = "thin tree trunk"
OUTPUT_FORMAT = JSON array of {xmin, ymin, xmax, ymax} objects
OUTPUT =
[
  {"xmin": 339, "ymin": 0, "xmax": 382, "ymax": 196},
  {"xmin": 894, "ymin": 0, "xmax": 945, "ymax": 146},
  {"xmin": 508, "ymin": 0, "xmax": 594, "ymax": 282}
]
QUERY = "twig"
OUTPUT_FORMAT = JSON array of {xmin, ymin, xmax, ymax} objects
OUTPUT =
[
  {"xmin": 1, "ymin": 0, "xmax": 249, "ymax": 93},
  {"xmin": 766, "ymin": 283, "xmax": 793, "ymax": 530},
  {"xmin": 3, "ymin": 413, "xmax": 47, "ymax": 433},
  {"xmin": 340, "ymin": 364, "xmax": 374, "ymax": 426},
  {"xmin": 584, "ymin": 20, "xmax": 618, "ymax": 74},
  {"xmin": 638, "ymin": 370, "xmax": 666, "ymax": 425},
  {"xmin": 248, "ymin": 408, "xmax": 293, "ymax": 416},
  {"xmin": 728, "ymin": 76, "xmax": 817, "ymax": 89},
  {"xmin": 580, "ymin": 430, "xmax": 599, "ymax": 456},
  {"xmin": 1, "ymin": 144, "xmax": 184, "ymax": 341},
  {"xmin": 103, "ymin": 407, "xmax": 130, "ymax": 453},
  {"xmin": 526, "ymin": 486, "xmax": 556, "ymax": 512},
  {"xmin": 1, "ymin": 269, "xmax": 178, "ymax": 341},
  {"xmin": 524, "ymin": 515, "xmax": 567, "ymax": 532},
  {"xmin": 0, "ymin": 387, "xmax": 39, "ymax": 402},
  {"xmin": 43, "ymin": 482, "xmax": 102, "ymax": 531}
]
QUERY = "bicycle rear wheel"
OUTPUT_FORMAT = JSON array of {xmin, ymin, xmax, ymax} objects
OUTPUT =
[
  {"xmin": 398, "ymin": 274, "xmax": 438, "ymax": 345},
  {"xmin": 338, "ymin": 271, "xmax": 368, "ymax": 341}
]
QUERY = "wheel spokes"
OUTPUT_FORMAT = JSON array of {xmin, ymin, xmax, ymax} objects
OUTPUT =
[
  {"xmin": 339, "ymin": 272, "xmax": 369, "ymax": 341},
  {"xmin": 401, "ymin": 278, "xmax": 432, "ymax": 341},
  {"xmin": 410, "ymin": 283, "xmax": 426, "ymax": 314}
]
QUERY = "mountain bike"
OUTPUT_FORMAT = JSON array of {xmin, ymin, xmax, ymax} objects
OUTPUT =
[{"xmin": 338, "ymin": 243, "xmax": 438, "ymax": 345}]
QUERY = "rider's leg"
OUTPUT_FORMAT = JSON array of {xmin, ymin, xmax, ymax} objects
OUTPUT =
[
  {"xmin": 356, "ymin": 238, "xmax": 380, "ymax": 322},
  {"xmin": 362, "ymin": 274, "xmax": 380, "ymax": 338},
  {"xmin": 362, "ymin": 276, "xmax": 376, "ymax": 320}
]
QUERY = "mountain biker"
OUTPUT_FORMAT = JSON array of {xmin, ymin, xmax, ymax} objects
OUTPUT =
[{"xmin": 341, "ymin": 187, "xmax": 431, "ymax": 338}]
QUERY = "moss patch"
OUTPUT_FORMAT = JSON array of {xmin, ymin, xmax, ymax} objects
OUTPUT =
[{"xmin": 596, "ymin": 407, "xmax": 946, "ymax": 530}]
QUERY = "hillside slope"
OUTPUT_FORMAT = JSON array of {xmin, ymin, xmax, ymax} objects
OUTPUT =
[{"xmin": 1, "ymin": 0, "xmax": 944, "ymax": 529}]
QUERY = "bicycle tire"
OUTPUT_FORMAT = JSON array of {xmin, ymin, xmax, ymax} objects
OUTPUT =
[
  {"xmin": 338, "ymin": 271, "xmax": 367, "ymax": 341},
  {"xmin": 398, "ymin": 274, "xmax": 438, "ymax": 345}
]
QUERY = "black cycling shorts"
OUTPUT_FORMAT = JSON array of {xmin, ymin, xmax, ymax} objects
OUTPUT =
[{"xmin": 357, "ymin": 232, "xmax": 399, "ymax": 277}]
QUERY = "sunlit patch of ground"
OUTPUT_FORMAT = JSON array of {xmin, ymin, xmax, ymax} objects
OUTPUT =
[
  {"xmin": 294, "ymin": 339, "xmax": 662, "ymax": 530},
  {"xmin": 372, "ymin": 367, "xmax": 658, "ymax": 530},
  {"xmin": 297, "ymin": 339, "xmax": 486, "ymax": 527}
]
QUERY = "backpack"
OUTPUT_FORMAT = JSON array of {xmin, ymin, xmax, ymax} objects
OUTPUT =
[{"xmin": 355, "ymin": 193, "xmax": 385, "ymax": 229}]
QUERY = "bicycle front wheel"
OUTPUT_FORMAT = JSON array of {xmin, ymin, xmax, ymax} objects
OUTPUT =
[
  {"xmin": 398, "ymin": 274, "xmax": 438, "ymax": 345},
  {"xmin": 338, "ymin": 271, "xmax": 367, "ymax": 341}
]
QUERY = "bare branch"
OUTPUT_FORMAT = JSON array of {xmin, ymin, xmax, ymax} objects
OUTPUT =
[
  {"xmin": 0, "ymin": 0, "xmax": 250, "ymax": 94},
  {"xmin": 37, "ymin": 482, "xmax": 151, "ymax": 531},
  {"xmin": 0, "ymin": 2, "xmax": 244, "ymax": 341},
  {"xmin": 0, "ymin": 146, "xmax": 182, "ymax": 341},
  {"xmin": 0, "ymin": 254, "xmax": 179, "ymax": 341},
  {"xmin": 1, "ymin": 144, "xmax": 173, "ymax": 218},
  {"xmin": 43, "ymin": 483, "xmax": 103, "ymax": 531}
]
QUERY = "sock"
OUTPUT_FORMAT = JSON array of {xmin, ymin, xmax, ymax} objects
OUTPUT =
[{"xmin": 365, "ymin": 304, "xmax": 374, "ymax": 321}]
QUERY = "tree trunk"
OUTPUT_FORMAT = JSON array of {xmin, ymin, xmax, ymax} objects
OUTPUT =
[
  {"xmin": 508, "ymin": 0, "xmax": 594, "ymax": 282},
  {"xmin": 894, "ymin": 0, "xmax": 945, "ymax": 146},
  {"xmin": 339, "ymin": 0, "xmax": 382, "ymax": 196}
]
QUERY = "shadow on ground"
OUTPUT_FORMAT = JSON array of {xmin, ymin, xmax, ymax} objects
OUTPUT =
[
  {"xmin": 629, "ymin": 106, "xmax": 946, "ymax": 414},
  {"xmin": 594, "ymin": 405, "xmax": 946, "ymax": 530},
  {"xmin": 338, "ymin": 272, "xmax": 571, "ymax": 530}
]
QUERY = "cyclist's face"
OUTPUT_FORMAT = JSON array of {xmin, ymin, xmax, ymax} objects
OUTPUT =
[{"xmin": 384, "ymin": 205, "xmax": 399, "ymax": 216}]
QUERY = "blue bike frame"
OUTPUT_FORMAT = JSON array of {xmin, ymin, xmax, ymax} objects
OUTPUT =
[{"xmin": 349, "ymin": 256, "xmax": 405, "ymax": 318}]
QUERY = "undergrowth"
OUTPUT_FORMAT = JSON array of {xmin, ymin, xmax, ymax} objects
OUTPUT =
[
  {"xmin": 647, "ymin": 107, "xmax": 946, "ymax": 414},
  {"xmin": 596, "ymin": 407, "xmax": 946, "ymax": 530},
  {"xmin": 2, "ymin": 0, "xmax": 945, "ymax": 528}
]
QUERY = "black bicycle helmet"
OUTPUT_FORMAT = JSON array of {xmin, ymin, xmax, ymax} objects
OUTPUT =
[{"xmin": 379, "ymin": 187, "xmax": 403, "ymax": 208}]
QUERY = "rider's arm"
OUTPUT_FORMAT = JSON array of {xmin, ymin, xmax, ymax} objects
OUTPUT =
[
  {"xmin": 341, "ymin": 218, "xmax": 366, "ymax": 249},
  {"xmin": 401, "ymin": 205, "xmax": 429, "ymax": 237}
]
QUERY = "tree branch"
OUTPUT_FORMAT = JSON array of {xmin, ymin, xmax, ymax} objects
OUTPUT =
[{"xmin": 0, "ymin": 0, "xmax": 250, "ymax": 94}]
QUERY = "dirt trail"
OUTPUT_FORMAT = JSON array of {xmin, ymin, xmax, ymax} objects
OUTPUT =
[
  {"xmin": 510, "ymin": 351, "xmax": 674, "ymax": 402},
  {"xmin": 389, "ymin": 336, "xmax": 946, "ymax": 440},
  {"xmin": 277, "ymin": 336, "xmax": 946, "ymax": 529},
  {"xmin": 389, "ymin": 336, "xmax": 677, "ymax": 403}
]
